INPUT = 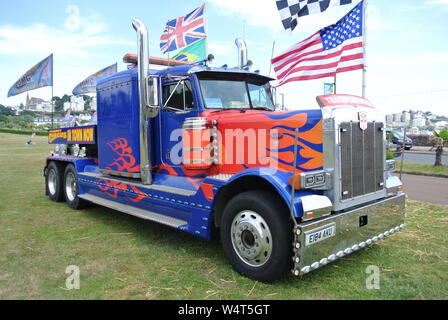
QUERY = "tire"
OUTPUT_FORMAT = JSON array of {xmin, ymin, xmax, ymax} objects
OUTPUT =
[
  {"xmin": 63, "ymin": 164, "xmax": 88, "ymax": 210},
  {"xmin": 46, "ymin": 162, "xmax": 64, "ymax": 202},
  {"xmin": 220, "ymin": 190, "xmax": 293, "ymax": 283}
]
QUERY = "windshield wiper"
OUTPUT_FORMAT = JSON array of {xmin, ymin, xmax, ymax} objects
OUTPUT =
[
  {"xmin": 211, "ymin": 108, "xmax": 246, "ymax": 113},
  {"xmin": 251, "ymin": 107, "xmax": 273, "ymax": 111}
]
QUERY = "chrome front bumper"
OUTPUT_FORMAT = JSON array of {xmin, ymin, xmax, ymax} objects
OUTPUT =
[{"xmin": 292, "ymin": 193, "xmax": 406, "ymax": 276}]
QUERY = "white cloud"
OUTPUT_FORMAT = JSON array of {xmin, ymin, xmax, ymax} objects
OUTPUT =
[
  {"xmin": 208, "ymin": 0, "xmax": 282, "ymax": 31},
  {"xmin": 64, "ymin": 5, "xmax": 82, "ymax": 31},
  {"xmin": 208, "ymin": 42, "xmax": 234, "ymax": 57},
  {"xmin": 0, "ymin": 5, "xmax": 133, "ymax": 61},
  {"xmin": 0, "ymin": 23, "xmax": 132, "ymax": 60},
  {"xmin": 208, "ymin": 0, "xmax": 373, "ymax": 35},
  {"xmin": 0, "ymin": 6, "xmax": 134, "ymax": 106}
]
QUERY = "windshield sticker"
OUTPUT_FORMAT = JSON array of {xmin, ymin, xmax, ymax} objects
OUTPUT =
[
  {"xmin": 229, "ymin": 101, "xmax": 250, "ymax": 108},
  {"xmin": 204, "ymin": 98, "xmax": 223, "ymax": 108}
]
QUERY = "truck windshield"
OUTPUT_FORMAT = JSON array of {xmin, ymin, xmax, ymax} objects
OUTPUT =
[{"xmin": 200, "ymin": 80, "xmax": 275, "ymax": 111}]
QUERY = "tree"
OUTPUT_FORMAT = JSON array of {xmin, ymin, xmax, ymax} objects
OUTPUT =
[
  {"xmin": 433, "ymin": 130, "xmax": 448, "ymax": 167},
  {"xmin": 82, "ymin": 95, "xmax": 92, "ymax": 111},
  {"xmin": 52, "ymin": 95, "xmax": 71, "ymax": 112},
  {"xmin": 0, "ymin": 105, "xmax": 16, "ymax": 116},
  {"xmin": 20, "ymin": 110, "xmax": 37, "ymax": 117},
  {"xmin": 52, "ymin": 96, "xmax": 63, "ymax": 112}
]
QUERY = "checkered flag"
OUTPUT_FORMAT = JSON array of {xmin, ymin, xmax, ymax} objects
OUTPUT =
[{"xmin": 276, "ymin": 0, "xmax": 354, "ymax": 31}]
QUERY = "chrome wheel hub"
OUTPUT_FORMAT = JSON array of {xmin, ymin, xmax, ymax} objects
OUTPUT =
[
  {"xmin": 48, "ymin": 169, "xmax": 57, "ymax": 195},
  {"xmin": 231, "ymin": 210, "xmax": 272, "ymax": 267},
  {"xmin": 65, "ymin": 172, "xmax": 77, "ymax": 202}
]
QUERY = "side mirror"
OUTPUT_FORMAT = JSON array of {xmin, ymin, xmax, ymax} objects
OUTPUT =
[{"xmin": 146, "ymin": 76, "xmax": 160, "ymax": 118}]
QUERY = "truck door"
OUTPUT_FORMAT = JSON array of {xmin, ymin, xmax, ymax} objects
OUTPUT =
[{"xmin": 158, "ymin": 79, "xmax": 199, "ymax": 168}]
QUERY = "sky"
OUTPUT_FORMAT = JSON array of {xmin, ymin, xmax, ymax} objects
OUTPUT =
[{"xmin": 0, "ymin": 0, "xmax": 448, "ymax": 116}]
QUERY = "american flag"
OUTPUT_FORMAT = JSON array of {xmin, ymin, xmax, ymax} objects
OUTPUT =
[
  {"xmin": 160, "ymin": 4, "xmax": 206, "ymax": 54},
  {"xmin": 272, "ymin": 1, "xmax": 364, "ymax": 87}
]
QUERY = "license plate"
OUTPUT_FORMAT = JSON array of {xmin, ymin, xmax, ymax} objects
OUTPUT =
[{"xmin": 305, "ymin": 223, "xmax": 336, "ymax": 246}]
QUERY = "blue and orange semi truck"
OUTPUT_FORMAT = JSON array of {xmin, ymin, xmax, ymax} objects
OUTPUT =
[{"xmin": 44, "ymin": 19, "xmax": 405, "ymax": 282}]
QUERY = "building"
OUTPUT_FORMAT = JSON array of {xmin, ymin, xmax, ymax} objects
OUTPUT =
[
  {"xmin": 25, "ymin": 94, "xmax": 43, "ymax": 110},
  {"xmin": 393, "ymin": 113, "xmax": 402, "ymax": 122},
  {"xmin": 89, "ymin": 96, "xmax": 97, "ymax": 111},
  {"xmin": 64, "ymin": 96, "xmax": 85, "ymax": 112},
  {"xmin": 434, "ymin": 121, "xmax": 448, "ymax": 128},
  {"xmin": 25, "ymin": 94, "xmax": 53, "ymax": 112},
  {"xmin": 401, "ymin": 111, "xmax": 411, "ymax": 124},
  {"xmin": 385, "ymin": 114, "xmax": 394, "ymax": 125},
  {"xmin": 412, "ymin": 115, "xmax": 426, "ymax": 128}
]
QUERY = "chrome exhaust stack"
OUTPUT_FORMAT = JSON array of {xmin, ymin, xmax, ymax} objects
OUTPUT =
[
  {"xmin": 235, "ymin": 38, "xmax": 252, "ymax": 69},
  {"xmin": 132, "ymin": 18, "xmax": 153, "ymax": 185}
]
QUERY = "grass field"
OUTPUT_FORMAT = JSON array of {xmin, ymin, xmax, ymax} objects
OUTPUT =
[
  {"xmin": 399, "ymin": 161, "xmax": 448, "ymax": 178},
  {"xmin": 0, "ymin": 132, "xmax": 447, "ymax": 300}
]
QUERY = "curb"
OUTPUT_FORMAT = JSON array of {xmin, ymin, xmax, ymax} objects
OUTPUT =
[
  {"xmin": 400, "ymin": 171, "xmax": 448, "ymax": 179},
  {"xmin": 405, "ymin": 151, "xmax": 437, "ymax": 155}
]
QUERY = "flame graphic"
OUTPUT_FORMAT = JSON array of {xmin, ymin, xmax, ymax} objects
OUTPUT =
[
  {"xmin": 106, "ymin": 138, "xmax": 140, "ymax": 173},
  {"xmin": 97, "ymin": 179, "xmax": 148, "ymax": 203}
]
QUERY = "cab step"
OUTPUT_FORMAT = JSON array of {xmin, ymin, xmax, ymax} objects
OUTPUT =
[{"xmin": 78, "ymin": 193, "xmax": 187, "ymax": 229}]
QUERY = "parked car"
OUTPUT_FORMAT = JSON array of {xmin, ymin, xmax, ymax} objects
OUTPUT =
[
  {"xmin": 387, "ymin": 143, "xmax": 402, "ymax": 158},
  {"xmin": 387, "ymin": 130, "xmax": 413, "ymax": 150}
]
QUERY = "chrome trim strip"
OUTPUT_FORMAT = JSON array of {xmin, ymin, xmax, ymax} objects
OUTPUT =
[
  {"xmin": 183, "ymin": 147, "xmax": 211, "ymax": 152},
  {"xmin": 99, "ymin": 169, "xmax": 140, "ymax": 178},
  {"xmin": 207, "ymin": 174, "xmax": 234, "ymax": 181},
  {"xmin": 79, "ymin": 194, "xmax": 187, "ymax": 228},
  {"xmin": 79, "ymin": 172, "xmax": 196, "ymax": 196},
  {"xmin": 183, "ymin": 159, "xmax": 212, "ymax": 164}
]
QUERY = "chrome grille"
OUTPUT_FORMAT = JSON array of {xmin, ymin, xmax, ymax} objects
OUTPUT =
[{"xmin": 340, "ymin": 122, "xmax": 384, "ymax": 200}]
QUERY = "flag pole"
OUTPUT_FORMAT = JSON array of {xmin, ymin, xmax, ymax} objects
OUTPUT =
[
  {"xmin": 51, "ymin": 54, "xmax": 54, "ymax": 129},
  {"xmin": 334, "ymin": 75, "xmax": 337, "ymax": 94},
  {"xmin": 268, "ymin": 41, "xmax": 276, "ymax": 77},
  {"xmin": 362, "ymin": 0, "xmax": 368, "ymax": 98},
  {"xmin": 205, "ymin": 1, "xmax": 209, "ymax": 57}
]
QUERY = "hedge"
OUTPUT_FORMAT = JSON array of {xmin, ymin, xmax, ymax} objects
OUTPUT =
[{"xmin": 0, "ymin": 128, "xmax": 48, "ymax": 136}]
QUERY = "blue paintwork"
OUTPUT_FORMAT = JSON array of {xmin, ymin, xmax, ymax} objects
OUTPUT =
[
  {"xmin": 222, "ymin": 167, "xmax": 320, "ymax": 218},
  {"xmin": 48, "ymin": 65, "xmax": 323, "ymax": 240},
  {"xmin": 46, "ymin": 156, "xmax": 97, "ymax": 173}
]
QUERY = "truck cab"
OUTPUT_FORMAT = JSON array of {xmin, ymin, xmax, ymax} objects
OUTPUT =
[{"xmin": 44, "ymin": 19, "xmax": 406, "ymax": 282}]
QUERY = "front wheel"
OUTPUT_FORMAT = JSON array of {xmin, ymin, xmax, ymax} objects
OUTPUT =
[
  {"xmin": 220, "ymin": 190, "xmax": 293, "ymax": 283},
  {"xmin": 63, "ymin": 164, "xmax": 88, "ymax": 210}
]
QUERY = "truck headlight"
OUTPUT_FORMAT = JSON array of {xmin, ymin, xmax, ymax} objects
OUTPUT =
[
  {"xmin": 289, "ymin": 170, "xmax": 332, "ymax": 190},
  {"xmin": 385, "ymin": 160, "xmax": 396, "ymax": 172}
]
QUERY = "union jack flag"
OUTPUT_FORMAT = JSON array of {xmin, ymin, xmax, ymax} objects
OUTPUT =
[{"xmin": 160, "ymin": 4, "xmax": 206, "ymax": 54}]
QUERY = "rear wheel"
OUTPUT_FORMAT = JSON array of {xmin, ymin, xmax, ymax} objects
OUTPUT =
[
  {"xmin": 63, "ymin": 164, "xmax": 88, "ymax": 210},
  {"xmin": 46, "ymin": 162, "xmax": 64, "ymax": 202},
  {"xmin": 220, "ymin": 190, "xmax": 293, "ymax": 283}
]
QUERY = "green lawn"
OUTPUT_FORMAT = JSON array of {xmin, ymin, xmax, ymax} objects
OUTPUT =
[
  {"xmin": 0, "ymin": 132, "xmax": 447, "ymax": 300},
  {"xmin": 399, "ymin": 161, "xmax": 448, "ymax": 178}
]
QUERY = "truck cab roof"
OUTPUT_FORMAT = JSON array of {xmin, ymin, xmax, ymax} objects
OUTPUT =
[{"xmin": 97, "ymin": 62, "xmax": 274, "ymax": 89}]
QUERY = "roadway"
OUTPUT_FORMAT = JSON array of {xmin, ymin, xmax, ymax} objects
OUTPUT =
[
  {"xmin": 398, "ymin": 173, "xmax": 448, "ymax": 206},
  {"xmin": 393, "ymin": 147, "xmax": 447, "ymax": 205},
  {"xmin": 401, "ymin": 152, "xmax": 448, "ymax": 165}
]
